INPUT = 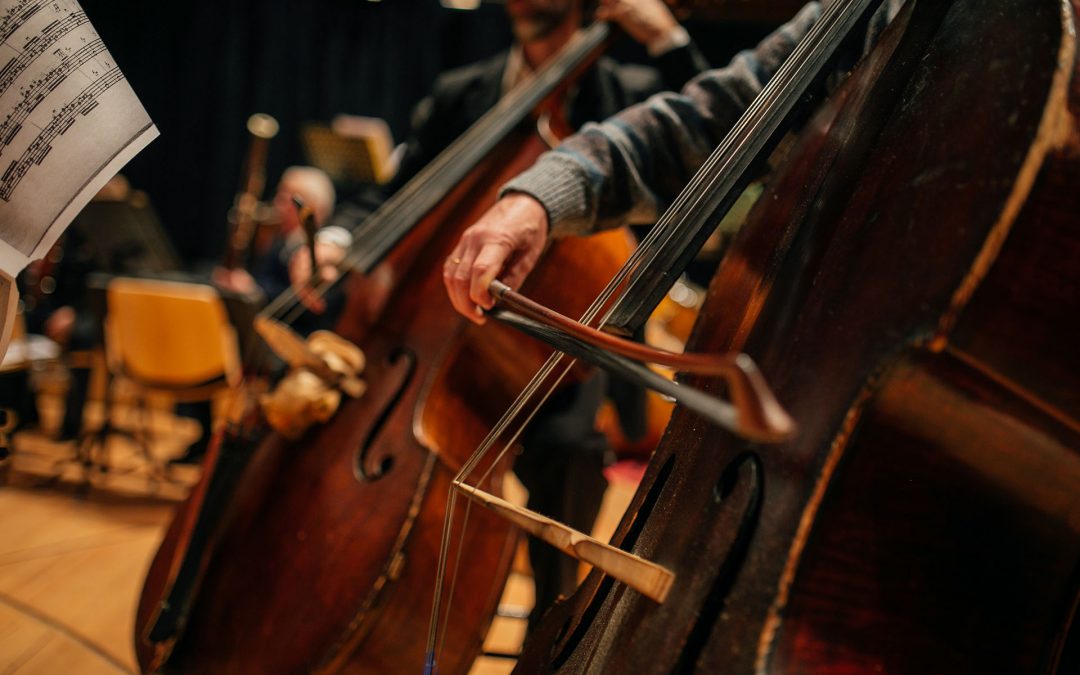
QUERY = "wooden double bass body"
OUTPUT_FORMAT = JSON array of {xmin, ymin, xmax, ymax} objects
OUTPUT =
[
  {"xmin": 515, "ymin": 0, "xmax": 1080, "ymax": 671},
  {"xmin": 134, "ymin": 29, "xmax": 635, "ymax": 675}
]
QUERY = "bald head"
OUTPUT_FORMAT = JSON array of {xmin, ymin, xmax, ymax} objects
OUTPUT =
[{"xmin": 274, "ymin": 166, "xmax": 336, "ymax": 233}]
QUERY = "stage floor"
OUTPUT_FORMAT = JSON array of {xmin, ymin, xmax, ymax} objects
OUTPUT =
[{"xmin": 0, "ymin": 406, "xmax": 638, "ymax": 674}]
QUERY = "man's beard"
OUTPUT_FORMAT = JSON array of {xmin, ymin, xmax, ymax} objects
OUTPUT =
[{"xmin": 511, "ymin": 9, "xmax": 568, "ymax": 43}]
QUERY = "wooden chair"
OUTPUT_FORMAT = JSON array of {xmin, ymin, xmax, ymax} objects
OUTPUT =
[{"xmin": 86, "ymin": 277, "xmax": 242, "ymax": 481}]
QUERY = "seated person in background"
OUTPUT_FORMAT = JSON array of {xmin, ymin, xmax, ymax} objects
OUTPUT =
[
  {"xmin": 172, "ymin": 167, "xmax": 346, "ymax": 465},
  {"xmin": 288, "ymin": 0, "xmax": 711, "ymax": 631},
  {"xmin": 443, "ymin": 2, "xmax": 903, "ymax": 321},
  {"xmin": 215, "ymin": 165, "xmax": 347, "ymax": 308},
  {"xmin": 0, "ymin": 226, "xmax": 99, "ymax": 441},
  {"xmin": 297, "ymin": 0, "xmax": 711, "ymax": 289},
  {"xmin": 383, "ymin": 0, "xmax": 709, "ymax": 193}
]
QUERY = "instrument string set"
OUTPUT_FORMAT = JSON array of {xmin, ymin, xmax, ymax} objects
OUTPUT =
[
  {"xmin": 240, "ymin": 1, "xmax": 869, "ymax": 667},
  {"xmin": 422, "ymin": 0, "xmax": 872, "ymax": 668}
]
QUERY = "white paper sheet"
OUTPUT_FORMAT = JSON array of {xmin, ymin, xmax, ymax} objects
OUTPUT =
[
  {"xmin": 0, "ymin": 0, "xmax": 157, "ymax": 275},
  {"xmin": 0, "ymin": 0, "xmax": 157, "ymax": 357}
]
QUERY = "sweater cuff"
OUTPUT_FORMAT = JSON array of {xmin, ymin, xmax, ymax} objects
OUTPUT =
[
  {"xmin": 647, "ymin": 25, "xmax": 690, "ymax": 58},
  {"xmin": 500, "ymin": 161, "xmax": 593, "ymax": 238}
]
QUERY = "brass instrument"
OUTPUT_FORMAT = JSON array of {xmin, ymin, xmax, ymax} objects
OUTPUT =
[{"xmin": 222, "ymin": 113, "xmax": 279, "ymax": 270}]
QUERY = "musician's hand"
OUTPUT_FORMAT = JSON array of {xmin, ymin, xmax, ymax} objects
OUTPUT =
[
  {"xmin": 44, "ymin": 306, "xmax": 75, "ymax": 345},
  {"xmin": 444, "ymin": 193, "xmax": 549, "ymax": 325},
  {"xmin": 596, "ymin": 0, "xmax": 680, "ymax": 52},
  {"xmin": 211, "ymin": 266, "xmax": 258, "ymax": 296},
  {"xmin": 288, "ymin": 242, "xmax": 346, "ymax": 313}
]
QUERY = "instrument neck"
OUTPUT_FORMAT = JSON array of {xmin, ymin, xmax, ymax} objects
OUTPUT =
[
  {"xmin": 344, "ymin": 21, "xmax": 614, "ymax": 276},
  {"xmin": 605, "ymin": 0, "xmax": 883, "ymax": 334}
]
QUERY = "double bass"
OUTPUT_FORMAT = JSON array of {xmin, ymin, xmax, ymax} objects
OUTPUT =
[
  {"xmin": 135, "ymin": 21, "xmax": 639, "ymax": 675},
  {"xmin": 441, "ymin": 0, "xmax": 1078, "ymax": 670}
]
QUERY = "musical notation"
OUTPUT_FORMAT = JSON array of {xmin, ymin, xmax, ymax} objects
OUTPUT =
[
  {"xmin": 0, "ymin": 0, "xmax": 156, "ymax": 277},
  {"xmin": 0, "ymin": 0, "xmax": 44, "ymax": 45},
  {"xmin": 0, "ymin": 32, "xmax": 103, "ymax": 149},
  {"xmin": 0, "ymin": 11, "xmax": 91, "ymax": 93},
  {"xmin": 0, "ymin": 65, "xmax": 123, "ymax": 199}
]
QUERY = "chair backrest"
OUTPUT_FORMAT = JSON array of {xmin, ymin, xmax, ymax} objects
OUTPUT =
[{"xmin": 106, "ymin": 278, "xmax": 240, "ymax": 389}]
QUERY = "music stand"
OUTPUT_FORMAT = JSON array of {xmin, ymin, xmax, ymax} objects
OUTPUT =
[
  {"xmin": 68, "ymin": 191, "xmax": 181, "ymax": 274},
  {"xmin": 301, "ymin": 115, "xmax": 397, "ymax": 186}
]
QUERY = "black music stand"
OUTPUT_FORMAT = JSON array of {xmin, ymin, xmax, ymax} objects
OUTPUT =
[{"xmin": 68, "ymin": 191, "xmax": 181, "ymax": 274}]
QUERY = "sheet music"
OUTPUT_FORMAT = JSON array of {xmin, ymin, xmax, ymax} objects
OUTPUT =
[{"xmin": 0, "ymin": 0, "xmax": 157, "ymax": 276}]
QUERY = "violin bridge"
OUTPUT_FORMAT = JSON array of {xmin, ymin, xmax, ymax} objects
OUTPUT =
[{"xmin": 454, "ymin": 482, "xmax": 674, "ymax": 603}]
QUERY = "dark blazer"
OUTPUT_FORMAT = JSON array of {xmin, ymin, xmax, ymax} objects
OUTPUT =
[
  {"xmin": 389, "ymin": 43, "xmax": 710, "ymax": 192},
  {"xmin": 327, "ymin": 41, "xmax": 709, "ymax": 443}
]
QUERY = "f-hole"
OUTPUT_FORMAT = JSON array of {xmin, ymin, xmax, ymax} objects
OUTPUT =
[
  {"xmin": 674, "ymin": 452, "xmax": 763, "ymax": 673},
  {"xmin": 355, "ymin": 348, "xmax": 417, "ymax": 482}
]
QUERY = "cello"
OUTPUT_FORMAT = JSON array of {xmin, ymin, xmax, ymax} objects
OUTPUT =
[
  {"xmin": 135, "ymin": 20, "xmax": 640, "ymax": 675},
  {"xmin": 439, "ymin": 0, "xmax": 1079, "ymax": 670}
]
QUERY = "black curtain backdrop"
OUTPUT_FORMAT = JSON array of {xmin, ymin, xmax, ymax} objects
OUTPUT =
[
  {"xmin": 78, "ymin": 0, "xmax": 772, "ymax": 266},
  {"xmin": 78, "ymin": 0, "xmax": 512, "ymax": 264}
]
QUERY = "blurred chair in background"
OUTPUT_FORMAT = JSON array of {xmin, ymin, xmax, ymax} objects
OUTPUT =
[{"xmin": 81, "ymin": 277, "xmax": 242, "ymax": 479}]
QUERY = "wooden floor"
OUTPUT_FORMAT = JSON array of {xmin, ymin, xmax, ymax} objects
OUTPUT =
[
  {"xmin": 0, "ymin": 397, "xmax": 639, "ymax": 675},
  {"xmin": 0, "ymin": 393, "xmax": 201, "ymax": 675}
]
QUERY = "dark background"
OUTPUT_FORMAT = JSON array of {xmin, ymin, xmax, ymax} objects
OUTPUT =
[{"xmin": 77, "ymin": 0, "xmax": 781, "ymax": 266}]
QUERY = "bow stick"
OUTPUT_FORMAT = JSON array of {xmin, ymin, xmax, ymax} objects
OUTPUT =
[{"xmin": 489, "ymin": 279, "xmax": 796, "ymax": 443}]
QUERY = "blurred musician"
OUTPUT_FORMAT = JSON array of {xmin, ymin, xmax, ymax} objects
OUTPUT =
[
  {"xmin": 0, "ymin": 176, "xmax": 139, "ymax": 441},
  {"xmin": 444, "ymin": 1, "xmax": 904, "ymax": 318},
  {"xmin": 0, "ymin": 232, "xmax": 95, "ymax": 440},
  {"xmin": 167, "ymin": 166, "xmax": 344, "ymax": 466},
  {"xmin": 214, "ymin": 165, "xmax": 340, "ymax": 306}
]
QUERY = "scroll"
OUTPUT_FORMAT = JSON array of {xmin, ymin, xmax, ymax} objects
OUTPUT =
[{"xmin": 0, "ymin": 0, "xmax": 157, "ymax": 357}]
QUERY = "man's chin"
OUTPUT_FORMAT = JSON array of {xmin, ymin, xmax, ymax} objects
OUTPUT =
[{"xmin": 512, "ymin": 17, "xmax": 560, "ymax": 43}]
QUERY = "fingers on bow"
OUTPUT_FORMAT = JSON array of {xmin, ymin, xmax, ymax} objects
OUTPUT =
[{"xmin": 445, "ymin": 240, "xmax": 514, "ymax": 324}]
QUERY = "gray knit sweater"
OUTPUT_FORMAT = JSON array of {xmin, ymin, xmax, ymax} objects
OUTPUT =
[{"xmin": 502, "ymin": 1, "xmax": 899, "ymax": 238}]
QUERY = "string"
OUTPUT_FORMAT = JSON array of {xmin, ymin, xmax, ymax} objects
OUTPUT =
[
  {"xmin": 425, "ymin": 0, "xmax": 876, "ymax": 667},
  {"xmin": 614, "ymin": 0, "xmax": 863, "ymax": 321},
  {"xmin": 436, "ymin": 496, "xmax": 474, "ymax": 662}
]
